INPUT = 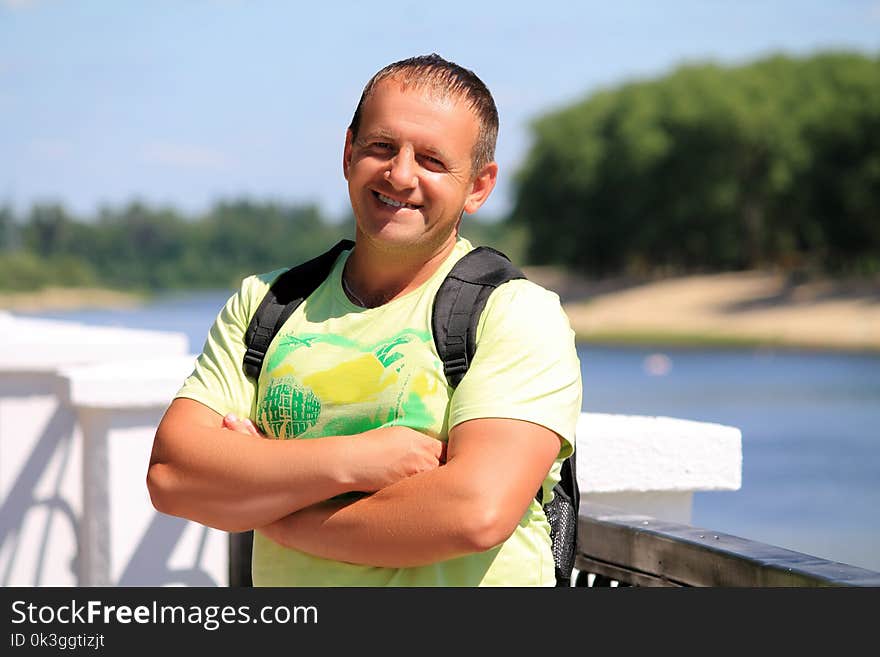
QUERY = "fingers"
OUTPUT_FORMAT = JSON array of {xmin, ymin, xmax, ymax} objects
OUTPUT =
[{"xmin": 222, "ymin": 413, "xmax": 262, "ymax": 437}]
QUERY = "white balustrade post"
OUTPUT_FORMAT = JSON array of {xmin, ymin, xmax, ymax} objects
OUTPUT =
[
  {"xmin": 76, "ymin": 408, "xmax": 111, "ymax": 586},
  {"xmin": 60, "ymin": 355, "xmax": 229, "ymax": 587},
  {"xmin": 575, "ymin": 412, "xmax": 742, "ymax": 523}
]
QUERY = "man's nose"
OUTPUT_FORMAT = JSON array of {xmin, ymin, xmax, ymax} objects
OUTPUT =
[{"xmin": 386, "ymin": 146, "xmax": 418, "ymax": 189}]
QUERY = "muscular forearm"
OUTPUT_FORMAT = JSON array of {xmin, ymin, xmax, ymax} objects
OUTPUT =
[
  {"xmin": 147, "ymin": 398, "xmax": 443, "ymax": 533},
  {"xmin": 258, "ymin": 461, "xmax": 511, "ymax": 567},
  {"xmin": 148, "ymin": 414, "xmax": 355, "ymax": 532},
  {"xmin": 257, "ymin": 418, "xmax": 562, "ymax": 568}
]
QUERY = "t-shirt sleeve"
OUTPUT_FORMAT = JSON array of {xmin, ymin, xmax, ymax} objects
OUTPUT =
[
  {"xmin": 448, "ymin": 279, "xmax": 583, "ymax": 459},
  {"xmin": 175, "ymin": 272, "xmax": 277, "ymax": 419}
]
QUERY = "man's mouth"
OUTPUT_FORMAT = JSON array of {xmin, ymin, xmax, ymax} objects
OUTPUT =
[{"xmin": 374, "ymin": 191, "xmax": 421, "ymax": 210}]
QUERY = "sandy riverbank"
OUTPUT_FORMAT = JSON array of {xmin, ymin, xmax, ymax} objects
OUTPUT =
[
  {"xmin": 3, "ymin": 272, "xmax": 878, "ymax": 352},
  {"xmin": 0, "ymin": 287, "xmax": 146, "ymax": 313},
  {"xmin": 525, "ymin": 268, "xmax": 880, "ymax": 352}
]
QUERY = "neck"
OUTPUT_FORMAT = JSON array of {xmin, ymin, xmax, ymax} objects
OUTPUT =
[{"xmin": 343, "ymin": 234, "xmax": 458, "ymax": 307}]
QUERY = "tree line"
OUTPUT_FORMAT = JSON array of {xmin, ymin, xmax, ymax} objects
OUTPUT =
[
  {"xmin": 512, "ymin": 51, "xmax": 879, "ymax": 276},
  {"xmin": 0, "ymin": 200, "xmax": 523, "ymax": 292},
  {"xmin": 2, "ymin": 51, "xmax": 877, "ymax": 293}
]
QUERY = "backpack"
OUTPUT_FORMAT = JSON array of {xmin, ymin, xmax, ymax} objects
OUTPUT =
[{"xmin": 241, "ymin": 239, "xmax": 580, "ymax": 586}]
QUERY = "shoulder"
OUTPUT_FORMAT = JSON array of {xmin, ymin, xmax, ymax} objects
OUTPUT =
[
  {"xmin": 246, "ymin": 266, "xmax": 289, "ymax": 295},
  {"xmin": 479, "ymin": 278, "xmax": 569, "ymax": 335},
  {"xmin": 449, "ymin": 274, "xmax": 582, "ymax": 450},
  {"xmin": 229, "ymin": 267, "xmax": 290, "ymax": 320},
  {"xmin": 488, "ymin": 277, "xmax": 561, "ymax": 307}
]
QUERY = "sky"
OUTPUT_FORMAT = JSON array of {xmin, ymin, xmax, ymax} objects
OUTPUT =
[{"xmin": 1, "ymin": 0, "xmax": 879, "ymax": 221}]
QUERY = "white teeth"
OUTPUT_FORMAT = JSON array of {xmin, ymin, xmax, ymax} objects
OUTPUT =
[{"xmin": 377, "ymin": 192, "xmax": 416, "ymax": 209}]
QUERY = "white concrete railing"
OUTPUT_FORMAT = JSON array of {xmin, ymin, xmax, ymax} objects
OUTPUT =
[
  {"xmin": 577, "ymin": 413, "xmax": 741, "ymax": 524},
  {"xmin": 59, "ymin": 355, "xmax": 228, "ymax": 587},
  {"xmin": 0, "ymin": 311, "xmax": 226, "ymax": 587},
  {"xmin": 0, "ymin": 312, "xmax": 741, "ymax": 586}
]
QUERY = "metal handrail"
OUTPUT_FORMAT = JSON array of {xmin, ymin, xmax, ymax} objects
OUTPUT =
[{"xmin": 575, "ymin": 502, "xmax": 880, "ymax": 587}]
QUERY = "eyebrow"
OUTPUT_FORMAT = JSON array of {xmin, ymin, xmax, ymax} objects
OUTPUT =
[
  {"xmin": 356, "ymin": 130, "xmax": 451, "ymax": 162},
  {"xmin": 356, "ymin": 129, "xmax": 397, "ymax": 145}
]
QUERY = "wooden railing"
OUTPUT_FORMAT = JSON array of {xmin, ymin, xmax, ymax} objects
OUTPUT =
[{"xmin": 573, "ymin": 502, "xmax": 880, "ymax": 587}]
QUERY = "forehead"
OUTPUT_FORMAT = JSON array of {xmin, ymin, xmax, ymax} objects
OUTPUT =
[{"xmin": 357, "ymin": 79, "xmax": 480, "ymax": 151}]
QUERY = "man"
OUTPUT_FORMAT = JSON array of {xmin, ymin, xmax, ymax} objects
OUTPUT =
[{"xmin": 147, "ymin": 54, "xmax": 582, "ymax": 586}]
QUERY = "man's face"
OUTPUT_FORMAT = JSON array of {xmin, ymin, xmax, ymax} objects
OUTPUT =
[{"xmin": 343, "ymin": 79, "xmax": 497, "ymax": 256}]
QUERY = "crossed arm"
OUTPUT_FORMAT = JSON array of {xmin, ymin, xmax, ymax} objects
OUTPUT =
[
  {"xmin": 147, "ymin": 398, "xmax": 561, "ymax": 566},
  {"xmin": 147, "ymin": 397, "xmax": 444, "ymax": 533},
  {"xmin": 256, "ymin": 417, "xmax": 562, "ymax": 567}
]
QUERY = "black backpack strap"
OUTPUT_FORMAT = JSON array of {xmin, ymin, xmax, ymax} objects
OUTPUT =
[
  {"xmin": 431, "ymin": 246, "xmax": 525, "ymax": 388},
  {"xmin": 242, "ymin": 239, "xmax": 354, "ymax": 379}
]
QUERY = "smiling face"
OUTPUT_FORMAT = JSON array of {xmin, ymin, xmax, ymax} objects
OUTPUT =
[{"xmin": 343, "ymin": 79, "xmax": 497, "ymax": 258}]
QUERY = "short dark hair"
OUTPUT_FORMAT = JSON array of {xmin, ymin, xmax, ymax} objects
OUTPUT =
[{"xmin": 348, "ymin": 54, "xmax": 499, "ymax": 175}]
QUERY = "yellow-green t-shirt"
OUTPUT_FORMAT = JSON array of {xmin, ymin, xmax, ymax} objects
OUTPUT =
[{"xmin": 176, "ymin": 238, "xmax": 582, "ymax": 586}]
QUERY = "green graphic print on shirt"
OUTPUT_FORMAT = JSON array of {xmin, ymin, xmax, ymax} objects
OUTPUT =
[{"xmin": 256, "ymin": 328, "xmax": 447, "ymax": 441}]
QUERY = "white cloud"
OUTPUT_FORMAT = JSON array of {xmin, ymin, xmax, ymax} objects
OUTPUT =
[
  {"xmin": 28, "ymin": 139, "xmax": 72, "ymax": 161},
  {"xmin": 1, "ymin": 0, "xmax": 40, "ymax": 10},
  {"xmin": 140, "ymin": 141, "xmax": 232, "ymax": 171}
]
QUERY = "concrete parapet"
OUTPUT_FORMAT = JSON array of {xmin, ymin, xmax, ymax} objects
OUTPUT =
[
  {"xmin": 577, "ymin": 412, "xmax": 742, "ymax": 523},
  {"xmin": 0, "ymin": 313, "xmax": 208, "ymax": 586}
]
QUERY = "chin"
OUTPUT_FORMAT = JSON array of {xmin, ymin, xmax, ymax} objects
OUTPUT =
[
  {"xmin": 356, "ymin": 214, "xmax": 420, "ymax": 243},
  {"xmin": 364, "ymin": 230, "xmax": 425, "ymax": 252}
]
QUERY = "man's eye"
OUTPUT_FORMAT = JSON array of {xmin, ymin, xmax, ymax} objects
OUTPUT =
[
  {"xmin": 373, "ymin": 142, "xmax": 392, "ymax": 150},
  {"xmin": 423, "ymin": 156, "xmax": 445, "ymax": 170}
]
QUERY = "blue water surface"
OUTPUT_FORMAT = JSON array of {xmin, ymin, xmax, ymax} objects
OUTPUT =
[{"xmin": 580, "ymin": 345, "xmax": 880, "ymax": 572}]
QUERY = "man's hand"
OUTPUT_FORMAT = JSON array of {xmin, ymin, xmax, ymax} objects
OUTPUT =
[
  {"xmin": 221, "ymin": 414, "xmax": 445, "ymax": 492},
  {"xmin": 352, "ymin": 425, "xmax": 446, "ymax": 491},
  {"xmin": 222, "ymin": 413, "xmax": 263, "ymax": 437}
]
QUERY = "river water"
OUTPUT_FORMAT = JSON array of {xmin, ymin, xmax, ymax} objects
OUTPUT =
[{"xmin": 20, "ymin": 290, "xmax": 880, "ymax": 572}]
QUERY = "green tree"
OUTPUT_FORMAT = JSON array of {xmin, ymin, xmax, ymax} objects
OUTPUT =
[
  {"xmin": 511, "ymin": 51, "xmax": 880, "ymax": 275},
  {"xmin": 0, "ymin": 205, "xmax": 17, "ymax": 251}
]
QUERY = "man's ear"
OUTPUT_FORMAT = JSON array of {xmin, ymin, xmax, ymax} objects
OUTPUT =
[
  {"xmin": 463, "ymin": 161, "xmax": 498, "ymax": 215},
  {"xmin": 342, "ymin": 129, "xmax": 354, "ymax": 181}
]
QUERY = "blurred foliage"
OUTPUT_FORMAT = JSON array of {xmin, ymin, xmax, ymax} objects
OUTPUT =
[
  {"xmin": 2, "ymin": 200, "xmax": 353, "ymax": 292},
  {"xmin": 4, "ymin": 51, "xmax": 876, "ymax": 292},
  {"xmin": 460, "ymin": 215, "xmax": 527, "ymax": 264},
  {"xmin": 510, "ymin": 51, "xmax": 880, "ymax": 276},
  {"xmin": 0, "ymin": 200, "xmax": 520, "ymax": 292},
  {"xmin": 0, "ymin": 251, "xmax": 97, "ymax": 291}
]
